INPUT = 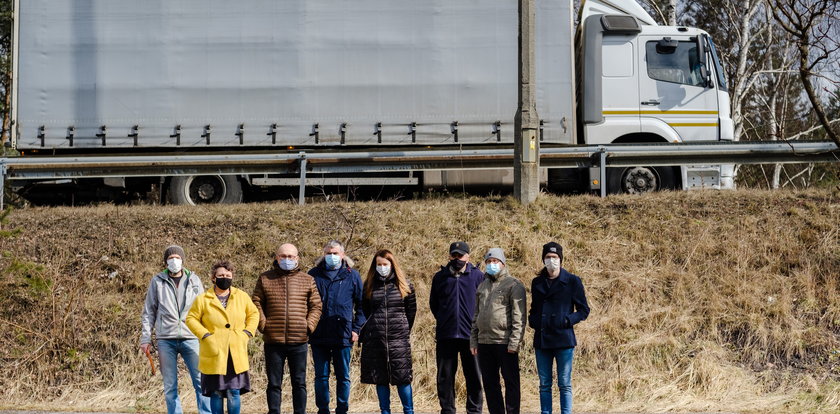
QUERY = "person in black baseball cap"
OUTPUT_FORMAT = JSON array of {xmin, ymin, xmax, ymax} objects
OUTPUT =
[
  {"xmin": 429, "ymin": 241, "xmax": 485, "ymax": 414},
  {"xmin": 528, "ymin": 242, "xmax": 589, "ymax": 414}
]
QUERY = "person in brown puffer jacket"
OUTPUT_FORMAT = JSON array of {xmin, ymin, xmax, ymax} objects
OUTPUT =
[{"xmin": 252, "ymin": 243, "xmax": 322, "ymax": 414}]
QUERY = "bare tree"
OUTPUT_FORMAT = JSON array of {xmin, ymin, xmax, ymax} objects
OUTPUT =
[
  {"xmin": 771, "ymin": 0, "xmax": 840, "ymax": 146},
  {"xmin": 667, "ymin": 0, "xmax": 678, "ymax": 25}
]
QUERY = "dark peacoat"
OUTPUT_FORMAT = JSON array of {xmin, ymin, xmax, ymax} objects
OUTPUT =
[
  {"xmin": 360, "ymin": 274, "xmax": 417, "ymax": 385},
  {"xmin": 529, "ymin": 268, "xmax": 590, "ymax": 349}
]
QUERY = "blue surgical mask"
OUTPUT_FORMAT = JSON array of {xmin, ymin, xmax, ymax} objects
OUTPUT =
[
  {"xmin": 279, "ymin": 259, "xmax": 297, "ymax": 271},
  {"xmin": 486, "ymin": 262, "xmax": 502, "ymax": 276},
  {"xmin": 325, "ymin": 254, "xmax": 342, "ymax": 269}
]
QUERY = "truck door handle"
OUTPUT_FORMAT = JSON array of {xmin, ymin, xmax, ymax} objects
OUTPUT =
[{"xmin": 641, "ymin": 100, "xmax": 661, "ymax": 106}]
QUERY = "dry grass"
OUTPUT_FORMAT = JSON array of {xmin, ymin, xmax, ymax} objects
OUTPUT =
[{"xmin": 0, "ymin": 189, "xmax": 838, "ymax": 413}]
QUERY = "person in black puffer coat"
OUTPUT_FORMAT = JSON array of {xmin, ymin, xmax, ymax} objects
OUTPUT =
[{"xmin": 360, "ymin": 249, "xmax": 417, "ymax": 414}]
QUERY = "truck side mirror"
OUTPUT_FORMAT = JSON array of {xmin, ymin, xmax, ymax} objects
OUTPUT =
[{"xmin": 695, "ymin": 35, "xmax": 713, "ymax": 88}]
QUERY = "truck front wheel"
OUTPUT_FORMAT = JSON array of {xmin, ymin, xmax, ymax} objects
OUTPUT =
[
  {"xmin": 167, "ymin": 175, "xmax": 243, "ymax": 205},
  {"xmin": 607, "ymin": 166, "xmax": 677, "ymax": 194}
]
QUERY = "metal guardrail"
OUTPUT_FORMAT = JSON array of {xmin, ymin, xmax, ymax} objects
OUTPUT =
[{"xmin": 0, "ymin": 140, "xmax": 838, "ymax": 205}]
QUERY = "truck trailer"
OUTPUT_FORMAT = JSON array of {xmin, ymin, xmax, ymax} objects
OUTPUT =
[{"xmin": 10, "ymin": 0, "xmax": 735, "ymax": 204}]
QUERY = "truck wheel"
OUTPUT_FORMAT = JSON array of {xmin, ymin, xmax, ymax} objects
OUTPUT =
[
  {"xmin": 606, "ymin": 166, "xmax": 676, "ymax": 194},
  {"xmin": 167, "ymin": 175, "xmax": 243, "ymax": 205}
]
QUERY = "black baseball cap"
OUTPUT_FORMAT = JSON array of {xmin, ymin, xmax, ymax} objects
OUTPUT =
[{"xmin": 449, "ymin": 241, "xmax": 470, "ymax": 255}]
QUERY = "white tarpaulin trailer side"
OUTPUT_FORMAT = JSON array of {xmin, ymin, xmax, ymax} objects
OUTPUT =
[{"xmin": 15, "ymin": 0, "xmax": 574, "ymax": 149}]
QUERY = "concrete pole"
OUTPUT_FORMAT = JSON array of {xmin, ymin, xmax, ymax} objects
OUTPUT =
[{"xmin": 514, "ymin": 0, "xmax": 540, "ymax": 204}]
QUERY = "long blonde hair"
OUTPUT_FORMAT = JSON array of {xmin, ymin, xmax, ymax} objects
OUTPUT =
[{"xmin": 364, "ymin": 249, "xmax": 411, "ymax": 299}]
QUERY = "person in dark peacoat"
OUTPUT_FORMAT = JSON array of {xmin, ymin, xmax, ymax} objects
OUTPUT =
[
  {"xmin": 360, "ymin": 249, "xmax": 417, "ymax": 414},
  {"xmin": 528, "ymin": 242, "xmax": 590, "ymax": 414}
]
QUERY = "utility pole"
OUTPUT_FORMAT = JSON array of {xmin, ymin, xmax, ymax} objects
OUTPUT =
[{"xmin": 514, "ymin": 0, "xmax": 540, "ymax": 204}]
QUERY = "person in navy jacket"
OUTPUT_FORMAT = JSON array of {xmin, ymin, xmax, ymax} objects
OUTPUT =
[
  {"xmin": 429, "ymin": 241, "xmax": 484, "ymax": 414},
  {"xmin": 528, "ymin": 242, "xmax": 590, "ymax": 414},
  {"xmin": 308, "ymin": 240, "xmax": 367, "ymax": 414}
]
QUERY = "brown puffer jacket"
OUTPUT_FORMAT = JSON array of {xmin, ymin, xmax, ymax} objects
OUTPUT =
[{"xmin": 252, "ymin": 262, "xmax": 322, "ymax": 344}]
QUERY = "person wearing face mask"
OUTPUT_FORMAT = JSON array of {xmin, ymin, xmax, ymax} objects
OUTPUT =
[
  {"xmin": 528, "ymin": 242, "xmax": 590, "ymax": 414},
  {"xmin": 470, "ymin": 248, "xmax": 526, "ymax": 414},
  {"xmin": 429, "ymin": 241, "xmax": 484, "ymax": 414},
  {"xmin": 359, "ymin": 250, "xmax": 417, "ymax": 414},
  {"xmin": 252, "ymin": 243, "xmax": 322, "ymax": 414},
  {"xmin": 140, "ymin": 245, "xmax": 211, "ymax": 414},
  {"xmin": 307, "ymin": 240, "xmax": 366, "ymax": 414},
  {"xmin": 186, "ymin": 261, "xmax": 259, "ymax": 414}
]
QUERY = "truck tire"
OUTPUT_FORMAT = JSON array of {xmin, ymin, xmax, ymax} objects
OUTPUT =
[
  {"xmin": 167, "ymin": 175, "xmax": 243, "ymax": 205},
  {"xmin": 606, "ymin": 166, "xmax": 676, "ymax": 194}
]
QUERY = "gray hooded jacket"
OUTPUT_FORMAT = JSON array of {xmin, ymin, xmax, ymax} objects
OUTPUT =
[{"xmin": 140, "ymin": 269, "xmax": 205, "ymax": 344}]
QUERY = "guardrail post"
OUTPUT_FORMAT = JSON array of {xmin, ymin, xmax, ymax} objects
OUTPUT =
[
  {"xmin": 599, "ymin": 146, "xmax": 607, "ymax": 198},
  {"xmin": 0, "ymin": 162, "xmax": 6, "ymax": 210},
  {"xmin": 298, "ymin": 152, "xmax": 307, "ymax": 205}
]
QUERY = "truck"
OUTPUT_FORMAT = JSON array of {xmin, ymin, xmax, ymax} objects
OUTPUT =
[{"xmin": 10, "ymin": 0, "xmax": 735, "ymax": 204}]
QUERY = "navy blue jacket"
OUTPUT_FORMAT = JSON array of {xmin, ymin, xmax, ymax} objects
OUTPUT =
[
  {"xmin": 308, "ymin": 260, "xmax": 366, "ymax": 347},
  {"xmin": 529, "ymin": 268, "xmax": 590, "ymax": 349},
  {"xmin": 429, "ymin": 263, "xmax": 484, "ymax": 340}
]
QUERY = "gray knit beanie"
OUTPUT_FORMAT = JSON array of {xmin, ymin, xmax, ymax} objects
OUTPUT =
[
  {"xmin": 484, "ymin": 247, "xmax": 507, "ymax": 264},
  {"xmin": 163, "ymin": 245, "xmax": 186, "ymax": 264}
]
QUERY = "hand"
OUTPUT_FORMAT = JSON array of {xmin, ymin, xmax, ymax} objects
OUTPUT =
[
  {"xmin": 507, "ymin": 348, "xmax": 518, "ymax": 354},
  {"xmin": 140, "ymin": 343, "xmax": 151, "ymax": 354},
  {"xmin": 471, "ymin": 348, "xmax": 478, "ymax": 355},
  {"xmin": 351, "ymin": 332, "xmax": 359, "ymax": 343}
]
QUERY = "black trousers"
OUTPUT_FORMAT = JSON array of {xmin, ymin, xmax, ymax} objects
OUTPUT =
[
  {"xmin": 265, "ymin": 342, "xmax": 308, "ymax": 414},
  {"xmin": 436, "ymin": 338, "xmax": 483, "ymax": 414},
  {"xmin": 477, "ymin": 344, "xmax": 520, "ymax": 414}
]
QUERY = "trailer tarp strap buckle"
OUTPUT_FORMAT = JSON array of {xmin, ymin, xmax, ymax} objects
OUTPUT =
[
  {"xmin": 170, "ymin": 125, "xmax": 181, "ymax": 146},
  {"xmin": 129, "ymin": 125, "xmax": 139, "ymax": 147},
  {"xmin": 202, "ymin": 125, "xmax": 212, "ymax": 145},
  {"xmin": 97, "ymin": 125, "xmax": 107, "ymax": 146}
]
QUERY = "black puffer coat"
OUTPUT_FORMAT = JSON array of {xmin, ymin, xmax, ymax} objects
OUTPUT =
[{"xmin": 360, "ymin": 274, "xmax": 416, "ymax": 385}]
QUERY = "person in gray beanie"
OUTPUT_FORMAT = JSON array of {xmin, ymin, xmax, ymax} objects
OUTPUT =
[
  {"xmin": 140, "ymin": 245, "xmax": 210, "ymax": 414},
  {"xmin": 470, "ymin": 248, "xmax": 526, "ymax": 414}
]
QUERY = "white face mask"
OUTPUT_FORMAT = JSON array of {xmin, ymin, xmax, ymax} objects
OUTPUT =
[
  {"xmin": 376, "ymin": 265, "xmax": 391, "ymax": 277},
  {"xmin": 544, "ymin": 257, "xmax": 560, "ymax": 272},
  {"xmin": 167, "ymin": 258, "xmax": 183, "ymax": 274}
]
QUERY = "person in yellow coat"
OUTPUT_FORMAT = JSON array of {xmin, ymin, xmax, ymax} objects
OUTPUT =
[{"xmin": 187, "ymin": 261, "xmax": 259, "ymax": 414}]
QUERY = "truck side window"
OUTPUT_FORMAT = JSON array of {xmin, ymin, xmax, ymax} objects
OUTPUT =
[{"xmin": 646, "ymin": 41, "xmax": 705, "ymax": 87}]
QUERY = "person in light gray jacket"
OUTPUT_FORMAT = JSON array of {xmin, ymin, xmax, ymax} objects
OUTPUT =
[
  {"xmin": 470, "ymin": 248, "xmax": 526, "ymax": 414},
  {"xmin": 140, "ymin": 245, "xmax": 211, "ymax": 414}
]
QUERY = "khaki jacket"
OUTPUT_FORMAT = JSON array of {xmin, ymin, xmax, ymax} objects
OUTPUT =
[
  {"xmin": 469, "ymin": 268, "xmax": 527, "ymax": 352},
  {"xmin": 252, "ymin": 263, "xmax": 322, "ymax": 344},
  {"xmin": 186, "ymin": 287, "xmax": 260, "ymax": 375}
]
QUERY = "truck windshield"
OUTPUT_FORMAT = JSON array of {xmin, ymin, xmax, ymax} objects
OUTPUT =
[{"xmin": 707, "ymin": 36, "xmax": 728, "ymax": 92}]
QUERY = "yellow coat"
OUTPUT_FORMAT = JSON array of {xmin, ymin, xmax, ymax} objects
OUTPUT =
[{"xmin": 186, "ymin": 287, "xmax": 260, "ymax": 375}]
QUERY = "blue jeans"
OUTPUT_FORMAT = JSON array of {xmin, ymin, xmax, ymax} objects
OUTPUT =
[
  {"xmin": 311, "ymin": 345, "xmax": 352, "ymax": 414},
  {"xmin": 376, "ymin": 384, "xmax": 413, "ymax": 414},
  {"xmin": 158, "ymin": 338, "xmax": 211, "ymax": 414},
  {"xmin": 535, "ymin": 348, "xmax": 574, "ymax": 414},
  {"xmin": 210, "ymin": 389, "xmax": 240, "ymax": 414}
]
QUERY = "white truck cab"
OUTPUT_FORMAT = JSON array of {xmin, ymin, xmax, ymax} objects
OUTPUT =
[{"xmin": 579, "ymin": 0, "xmax": 735, "ymax": 192}]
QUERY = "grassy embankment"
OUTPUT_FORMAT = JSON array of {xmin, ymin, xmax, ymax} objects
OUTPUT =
[{"xmin": 0, "ymin": 189, "xmax": 838, "ymax": 413}]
